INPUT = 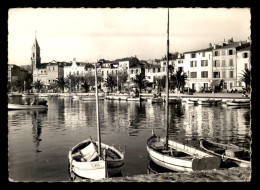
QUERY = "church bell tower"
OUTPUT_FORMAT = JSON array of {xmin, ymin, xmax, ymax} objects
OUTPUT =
[{"xmin": 31, "ymin": 31, "xmax": 41, "ymax": 74}]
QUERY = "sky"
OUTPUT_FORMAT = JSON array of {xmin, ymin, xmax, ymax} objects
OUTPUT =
[{"xmin": 8, "ymin": 8, "xmax": 251, "ymax": 66}]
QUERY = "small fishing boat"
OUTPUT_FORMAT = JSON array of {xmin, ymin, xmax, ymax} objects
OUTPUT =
[
  {"xmin": 81, "ymin": 96, "xmax": 105, "ymax": 101},
  {"xmin": 185, "ymin": 98, "xmax": 199, "ymax": 104},
  {"xmin": 127, "ymin": 96, "xmax": 142, "ymax": 101},
  {"xmin": 147, "ymin": 132, "xmax": 221, "ymax": 172},
  {"xmin": 197, "ymin": 98, "xmax": 215, "ymax": 105},
  {"xmin": 72, "ymin": 95, "xmax": 81, "ymax": 100},
  {"xmin": 8, "ymin": 103, "xmax": 48, "ymax": 110},
  {"xmin": 22, "ymin": 93, "xmax": 35, "ymax": 97},
  {"xmin": 226, "ymin": 99, "xmax": 250, "ymax": 106},
  {"xmin": 199, "ymin": 139, "xmax": 251, "ymax": 167}
]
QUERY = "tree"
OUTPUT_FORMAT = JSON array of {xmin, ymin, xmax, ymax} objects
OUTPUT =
[
  {"xmin": 65, "ymin": 75, "xmax": 81, "ymax": 92},
  {"xmin": 103, "ymin": 74, "xmax": 117, "ymax": 92},
  {"xmin": 7, "ymin": 81, "xmax": 12, "ymax": 93},
  {"xmin": 33, "ymin": 79, "xmax": 44, "ymax": 93},
  {"xmin": 56, "ymin": 76, "xmax": 66, "ymax": 92},
  {"xmin": 24, "ymin": 73, "xmax": 33, "ymax": 92},
  {"xmin": 117, "ymin": 71, "xmax": 128, "ymax": 91},
  {"xmin": 133, "ymin": 73, "xmax": 148, "ymax": 92},
  {"xmin": 170, "ymin": 70, "xmax": 188, "ymax": 92},
  {"xmin": 241, "ymin": 68, "xmax": 251, "ymax": 92},
  {"xmin": 13, "ymin": 79, "xmax": 23, "ymax": 92}
]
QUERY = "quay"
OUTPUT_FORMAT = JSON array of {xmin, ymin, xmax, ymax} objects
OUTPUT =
[{"xmin": 81, "ymin": 167, "xmax": 251, "ymax": 182}]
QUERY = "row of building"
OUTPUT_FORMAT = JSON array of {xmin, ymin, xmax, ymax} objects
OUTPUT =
[{"xmin": 9, "ymin": 36, "xmax": 251, "ymax": 92}]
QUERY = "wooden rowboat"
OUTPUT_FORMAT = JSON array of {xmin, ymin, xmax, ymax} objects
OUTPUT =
[
  {"xmin": 227, "ymin": 99, "xmax": 250, "ymax": 106},
  {"xmin": 127, "ymin": 96, "xmax": 142, "ymax": 101},
  {"xmin": 199, "ymin": 139, "xmax": 251, "ymax": 167},
  {"xmin": 147, "ymin": 133, "xmax": 221, "ymax": 172},
  {"xmin": 186, "ymin": 98, "xmax": 198, "ymax": 104},
  {"xmin": 68, "ymin": 139, "xmax": 124, "ymax": 180},
  {"xmin": 8, "ymin": 103, "xmax": 48, "ymax": 110}
]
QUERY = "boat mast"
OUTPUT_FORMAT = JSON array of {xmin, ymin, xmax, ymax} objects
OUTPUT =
[
  {"xmin": 95, "ymin": 61, "xmax": 102, "ymax": 158},
  {"xmin": 165, "ymin": 8, "xmax": 170, "ymax": 150}
]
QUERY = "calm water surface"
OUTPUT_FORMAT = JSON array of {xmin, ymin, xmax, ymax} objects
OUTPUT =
[{"xmin": 8, "ymin": 96, "xmax": 251, "ymax": 182}]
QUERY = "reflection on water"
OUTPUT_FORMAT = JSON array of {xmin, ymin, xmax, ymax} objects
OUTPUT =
[{"xmin": 8, "ymin": 96, "xmax": 251, "ymax": 181}]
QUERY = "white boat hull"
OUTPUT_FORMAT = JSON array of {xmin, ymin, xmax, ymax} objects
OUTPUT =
[
  {"xmin": 8, "ymin": 103, "xmax": 47, "ymax": 110},
  {"xmin": 148, "ymin": 98, "xmax": 164, "ymax": 103},
  {"xmin": 81, "ymin": 97, "xmax": 104, "ymax": 101},
  {"xmin": 147, "ymin": 135, "xmax": 221, "ymax": 172},
  {"xmin": 68, "ymin": 139, "xmax": 124, "ymax": 180}
]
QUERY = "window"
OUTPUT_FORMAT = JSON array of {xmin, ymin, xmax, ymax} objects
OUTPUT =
[
  {"xmin": 116, "ymin": 70, "xmax": 117, "ymax": 74},
  {"xmin": 102, "ymin": 71, "xmax": 104, "ymax": 76},
  {"xmin": 158, "ymin": 68, "xmax": 160, "ymax": 72},
  {"xmin": 163, "ymin": 62, "xmax": 166, "ymax": 65},
  {"xmin": 201, "ymin": 60, "xmax": 208, "ymax": 67},
  {"xmin": 229, "ymin": 59, "xmax": 233, "ymax": 66},
  {"xmin": 77, "ymin": 71, "xmax": 79, "ymax": 75},
  {"xmin": 222, "ymin": 71, "xmax": 226, "ymax": 78},
  {"xmin": 41, "ymin": 71, "xmax": 43, "ymax": 73},
  {"xmin": 201, "ymin": 71, "xmax": 208, "ymax": 78},
  {"xmin": 191, "ymin": 53, "xmax": 196, "ymax": 58},
  {"xmin": 230, "ymin": 82, "xmax": 233, "ymax": 89},
  {"xmin": 202, "ymin": 52, "xmax": 205, "ymax": 57},
  {"xmin": 228, "ymin": 49, "xmax": 233, "ymax": 55},
  {"xmin": 163, "ymin": 67, "xmax": 165, "ymax": 72},
  {"xmin": 107, "ymin": 70, "xmax": 108, "ymax": 74},
  {"xmin": 224, "ymin": 82, "xmax": 227, "ymax": 89},
  {"xmin": 190, "ymin": 61, "xmax": 197, "ymax": 67},
  {"xmin": 111, "ymin": 70, "xmax": 114, "ymax": 74},
  {"xmin": 153, "ymin": 68, "xmax": 155, "ymax": 73},
  {"xmin": 136, "ymin": 69, "xmax": 138, "ymax": 74},
  {"xmin": 214, "ymin": 51, "xmax": 219, "ymax": 56},
  {"xmin": 214, "ymin": 60, "xmax": 220, "ymax": 67},
  {"xmin": 190, "ymin": 72, "xmax": 197, "ymax": 78},
  {"xmin": 222, "ymin": 60, "xmax": 226, "ymax": 67},
  {"xmin": 245, "ymin": 63, "xmax": 248, "ymax": 70},
  {"xmin": 33, "ymin": 53, "xmax": 35, "ymax": 58},
  {"xmin": 53, "ymin": 67, "xmax": 55, "ymax": 70},
  {"xmin": 222, "ymin": 50, "xmax": 226, "ymax": 56},
  {"xmin": 243, "ymin": 52, "xmax": 248, "ymax": 58},
  {"xmin": 213, "ymin": 72, "xmax": 220, "ymax": 78},
  {"xmin": 230, "ymin": 71, "xmax": 234, "ymax": 78}
]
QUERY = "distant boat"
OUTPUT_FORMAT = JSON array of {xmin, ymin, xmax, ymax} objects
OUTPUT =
[
  {"xmin": 226, "ymin": 99, "xmax": 250, "ymax": 106},
  {"xmin": 197, "ymin": 98, "xmax": 215, "ymax": 105},
  {"xmin": 81, "ymin": 96, "xmax": 105, "ymax": 101},
  {"xmin": 72, "ymin": 95, "xmax": 81, "ymax": 100},
  {"xmin": 126, "ymin": 96, "xmax": 142, "ymax": 101},
  {"xmin": 8, "ymin": 103, "xmax": 47, "ymax": 110},
  {"xmin": 22, "ymin": 93, "xmax": 35, "ymax": 97},
  {"xmin": 38, "ymin": 93, "xmax": 49, "ymax": 97},
  {"xmin": 185, "ymin": 98, "xmax": 199, "ymax": 104},
  {"xmin": 200, "ymin": 139, "xmax": 251, "ymax": 168}
]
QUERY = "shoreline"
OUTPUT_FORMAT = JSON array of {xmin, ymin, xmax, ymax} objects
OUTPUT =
[{"xmin": 88, "ymin": 167, "xmax": 251, "ymax": 182}]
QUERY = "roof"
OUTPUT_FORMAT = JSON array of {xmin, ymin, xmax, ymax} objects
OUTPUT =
[
  {"xmin": 237, "ymin": 44, "xmax": 251, "ymax": 51},
  {"xmin": 184, "ymin": 47, "xmax": 213, "ymax": 54},
  {"xmin": 214, "ymin": 41, "xmax": 248, "ymax": 50}
]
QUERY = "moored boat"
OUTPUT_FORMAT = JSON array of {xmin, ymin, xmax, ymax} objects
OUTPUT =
[
  {"xmin": 197, "ymin": 98, "xmax": 215, "ymax": 105},
  {"xmin": 168, "ymin": 97, "xmax": 182, "ymax": 104},
  {"xmin": 147, "ymin": 133, "xmax": 221, "ymax": 172},
  {"xmin": 185, "ymin": 98, "xmax": 198, "ymax": 104},
  {"xmin": 8, "ymin": 103, "xmax": 48, "ymax": 110},
  {"xmin": 81, "ymin": 96, "xmax": 105, "ymax": 101},
  {"xmin": 199, "ymin": 139, "xmax": 251, "ymax": 167},
  {"xmin": 226, "ymin": 99, "xmax": 250, "ymax": 106},
  {"xmin": 126, "ymin": 96, "xmax": 142, "ymax": 101}
]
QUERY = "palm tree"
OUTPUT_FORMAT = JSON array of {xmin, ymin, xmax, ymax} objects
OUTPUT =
[
  {"xmin": 241, "ymin": 68, "xmax": 251, "ymax": 92},
  {"xmin": 33, "ymin": 79, "xmax": 44, "ymax": 93},
  {"xmin": 117, "ymin": 72, "xmax": 128, "ymax": 92},
  {"xmin": 25, "ymin": 73, "xmax": 33, "ymax": 92},
  {"xmin": 133, "ymin": 73, "xmax": 148, "ymax": 92},
  {"xmin": 56, "ymin": 76, "xmax": 66, "ymax": 92},
  {"xmin": 170, "ymin": 70, "xmax": 188, "ymax": 92}
]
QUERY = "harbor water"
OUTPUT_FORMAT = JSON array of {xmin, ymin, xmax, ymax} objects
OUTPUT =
[{"xmin": 8, "ymin": 96, "xmax": 251, "ymax": 182}]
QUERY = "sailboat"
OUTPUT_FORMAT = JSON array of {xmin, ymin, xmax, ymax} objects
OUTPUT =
[
  {"xmin": 146, "ymin": 9, "xmax": 221, "ymax": 172},
  {"xmin": 68, "ymin": 62, "xmax": 124, "ymax": 180}
]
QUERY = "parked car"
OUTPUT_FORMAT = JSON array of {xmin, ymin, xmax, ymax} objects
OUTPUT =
[
  {"xmin": 181, "ymin": 87, "xmax": 196, "ymax": 95},
  {"xmin": 230, "ymin": 86, "xmax": 244, "ymax": 93}
]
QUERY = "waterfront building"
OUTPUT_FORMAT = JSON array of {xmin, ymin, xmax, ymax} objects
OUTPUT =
[
  {"xmin": 63, "ymin": 58, "xmax": 86, "ymax": 78},
  {"xmin": 183, "ymin": 47, "xmax": 213, "ymax": 92},
  {"xmin": 236, "ymin": 43, "xmax": 251, "ymax": 88},
  {"xmin": 8, "ymin": 64, "xmax": 28, "ymax": 83},
  {"xmin": 144, "ymin": 63, "xmax": 161, "ymax": 83},
  {"xmin": 212, "ymin": 38, "xmax": 250, "ymax": 92}
]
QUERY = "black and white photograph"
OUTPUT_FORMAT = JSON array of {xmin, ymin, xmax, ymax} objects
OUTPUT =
[{"xmin": 7, "ymin": 7, "xmax": 252, "ymax": 182}]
